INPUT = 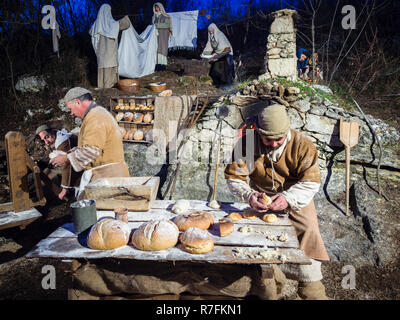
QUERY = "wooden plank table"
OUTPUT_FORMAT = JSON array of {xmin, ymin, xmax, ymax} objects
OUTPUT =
[{"xmin": 26, "ymin": 200, "xmax": 310, "ymax": 265}]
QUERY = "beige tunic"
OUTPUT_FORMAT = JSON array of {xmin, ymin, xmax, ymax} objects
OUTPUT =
[{"xmin": 225, "ymin": 129, "xmax": 329, "ymax": 261}]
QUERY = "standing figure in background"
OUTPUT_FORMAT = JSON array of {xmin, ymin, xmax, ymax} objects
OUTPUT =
[
  {"xmin": 201, "ymin": 23, "xmax": 234, "ymax": 86},
  {"xmin": 89, "ymin": 4, "xmax": 131, "ymax": 89},
  {"xmin": 152, "ymin": 2, "xmax": 172, "ymax": 72}
]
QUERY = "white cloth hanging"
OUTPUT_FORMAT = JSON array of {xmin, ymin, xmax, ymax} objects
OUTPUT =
[
  {"xmin": 168, "ymin": 10, "xmax": 198, "ymax": 50},
  {"xmin": 89, "ymin": 4, "xmax": 120, "ymax": 58},
  {"xmin": 118, "ymin": 24, "xmax": 158, "ymax": 78}
]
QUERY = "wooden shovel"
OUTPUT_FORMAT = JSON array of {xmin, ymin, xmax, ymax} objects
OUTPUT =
[{"xmin": 339, "ymin": 119, "xmax": 359, "ymax": 216}]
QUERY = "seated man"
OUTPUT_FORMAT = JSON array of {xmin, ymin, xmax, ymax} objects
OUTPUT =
[{"xmin": 35, "ymin": 125, "xmax": 82, "ymax": 200}]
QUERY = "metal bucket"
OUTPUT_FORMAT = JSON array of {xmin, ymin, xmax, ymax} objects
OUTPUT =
[{"xmin": 70, "ymin": 199, "xmax": 97, "ymax": 234}]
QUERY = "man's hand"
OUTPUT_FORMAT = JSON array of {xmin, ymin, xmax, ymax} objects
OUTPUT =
[
  {"xmin": 50, "ymin": 154, "xmax": 68, "ymax": 167},
  {"xmin": 269, "ymin": 194, "xmax": 289, "ymax": 211},
  {"xmin": 249, "ymin": 192, "xmax": 269, "ymax": 212},
  {"xmin": 58, "ymin": 188, "xmax": 68, "ymax": 200}
]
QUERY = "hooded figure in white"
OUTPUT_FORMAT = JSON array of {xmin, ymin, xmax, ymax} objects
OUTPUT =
[
  {"xmin": 89, "ymin": 4, "xmax": 131, "ymax": 88},
  {"xmin": 201, "ymin": 23, "xmax": 234, "ymax": 85},
  {"xmin": 152, "ymin": 2, "xmax": 172, "ymax": 71}
]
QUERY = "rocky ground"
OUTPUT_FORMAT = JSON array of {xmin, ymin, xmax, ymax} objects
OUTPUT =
[{"xmin": 0, "ymin": 54, "xmax": 399, "ymax": 300}]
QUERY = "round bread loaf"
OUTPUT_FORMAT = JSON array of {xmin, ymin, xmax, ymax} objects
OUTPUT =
[
  {"xmin": 219, "ymin": 219, "xmax": 234, "ymax": 237},
  {"xmin": 132, "ymin": 220, "xmax": 179, "ymax": 251},
  {"xmin": 133, "ymin": 112, "xmax": 144, "ymax": 123},
  {"xmin": 143, "ymin": 113, "xmax": 153, "ymax": 123},
  {"xmin": 87, "ymin": 218, "xmax": 131, "ymax": 250},
  {"xmin": 227, "ymin": 212, "xmax": 242, "ymax": 222},
  {"xmin": 243, "ymin": 210, "xmax": 258, "ymax": 219},
  {"xmin": 173, "ymin": 211, "xmax": 214, "ymax": 231},
  {"xmin": 262, "ymin": 213, "xmax": 278, "ymax": 223},
  {"xmin": 260, "ymin": 193, "xmax": 272, "ymax": 206},
  {"xmin": 133, "ymin": 130, "xmax": 144, "ymax": 141},
  {"xmin": 124, "ymin": 112, "xmax": 133, "ymax": 122},
  {"xmin": 179, "ymin": 227, "xmax": 214, "ymax": 254},
  {"xmin": 116, "ymin": 112, "xmax": 124, "ymax": 121}
]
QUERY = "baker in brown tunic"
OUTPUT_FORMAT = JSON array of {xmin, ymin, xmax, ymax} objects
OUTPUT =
[
  {"xmin": 51, "ymin": 87, "xmax": 130, "ymax": 198},
  {"xmin": 36, "ymin": 125, "xmax": 81, "ymax": 200},
  {"xmin": 224, "ymin": 104, "xmax": 330, "ymax": 300}
]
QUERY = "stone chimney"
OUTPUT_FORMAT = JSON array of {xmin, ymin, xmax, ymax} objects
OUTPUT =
[{"xmin": 259, "ymin": 9, "xmax": 298, "ymax": 82}]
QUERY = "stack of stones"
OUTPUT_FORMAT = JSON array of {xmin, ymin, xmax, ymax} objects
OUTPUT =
[{"xmin": 259, "ymin": 9, "xmax": 298, "ymax": 82}]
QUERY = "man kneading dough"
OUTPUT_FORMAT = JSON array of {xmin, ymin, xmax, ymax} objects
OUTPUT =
[
  {"xmin": 224, "ymin": 103, "xmax": 330, "ymax": 300},
  {"xmin": 51, "ymin": 87, "xmax": 130, "ymax": 197}
]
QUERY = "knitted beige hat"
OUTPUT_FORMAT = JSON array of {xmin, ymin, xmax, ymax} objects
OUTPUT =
[{"xmin": 257, "ymin": 104, "xmax": 290, "ymax": 139}]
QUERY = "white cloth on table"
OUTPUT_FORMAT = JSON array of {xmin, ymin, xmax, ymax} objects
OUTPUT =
[
  {"xmin": 168, "ymin": 10, "xmax": 198, "ymax": 50},
  {"xmin": 118, "ymin": 24, "xmax": 158, "ymax": 78}
]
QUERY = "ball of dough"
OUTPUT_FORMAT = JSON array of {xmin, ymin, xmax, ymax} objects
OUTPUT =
[
  {"xmin": 131, "ymin": 220, "xmax": 179, "ymax": 251},
  {"xmin": 179, "ymin": 227, "xmax": 214, "ymax": 254},
  {"xmin": 171, "ymin": 199, "xmax": 190, "ymax": 214},
  {"xmin": 173, "ymin": 211, "xmax": 214, "ymax": 231},
  {"xmin": 260, "ymin": 193, "xmax": 272, "ymax": 206},
  {"xmin": 87, "ymin": 218, "xmax": 131, "ymax": 250}
]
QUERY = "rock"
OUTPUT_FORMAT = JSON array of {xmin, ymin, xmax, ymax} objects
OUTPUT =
[
  {"xmin": 310, "ymin": 95, "xmax": 323, "ymax": 105},
  {"xmin": 286, "ymin": 87, "xmax": 300, "ymax": 95},
  {"xmin": 287, "ymin": 108, "xmax": 304, "ymax": 129},
  {"xmin": 324, "ymin": 109, "xmax": 345, "ymax": 120},
  {"xmin": 267, "ymin": 57, "xmax": 297, "ymax": 79},
  {"xmin": 304, "ymin": 114, "xmax": 338, "ymax": 135},
  {"xmin": 270, "ymin": 15, "xmax": 294, "ymax": 34},
  {"xmin": 230, "ymin": 95, "xmax": 259, "ymax": 106},
  {"xmin": 310, "ymin": 84, "xmax": 333, "ymax": 95},
  {"xmin": 293, "ymin": 99, "xmax": 311, "ymax": 113},
  {"xmin": 15, "ymin": 75, "xmax": 47, "ymax": 93},
  {"xmin": 272, "ymin": 96, "xmax": 289, "ymax": 107},
  {"xmin": 278, "ymin": 85, "xmax": 285, "ymax": 98},
  {"xmin": 309, "ymin": 105, "xmax": 327, "ymax": 116},
  {"xmin": 267, "ymin": 48, "xmax": 281, "ymax": 56},
  {"xmin": 268, "ymin": 54, "xmax": 281, "ymax": 59}
]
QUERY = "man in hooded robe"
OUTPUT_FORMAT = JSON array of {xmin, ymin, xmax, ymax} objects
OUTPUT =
[
  {"xmin": 152, "ymin": 2, "xmax": 172, "ymax": 72},
  {"xmin": 89, "ymin": 4, "xmax": 131, "ymax": 88},
  {"xmin": 201, "ymin": 23, "xmax": 234, "ymax": 86},
  {"xmin": 224, "ymin": 104, "xmax": 330, "ymax": 300}
]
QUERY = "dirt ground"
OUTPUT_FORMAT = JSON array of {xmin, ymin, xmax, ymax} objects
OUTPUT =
[{"xmin": 1, "ymin": 56, "xmax": 400, "ymax": 300}]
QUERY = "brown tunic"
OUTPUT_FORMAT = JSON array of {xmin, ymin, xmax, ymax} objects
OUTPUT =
[{"xmin": 225, "ymin": 129, "xmax": 329, "ymax": 261}]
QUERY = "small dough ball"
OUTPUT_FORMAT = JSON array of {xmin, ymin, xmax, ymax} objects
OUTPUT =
[
  {"xmin": 219, "ymin": 219, "xmax": 234, "ymax": 237},
  {"xmin": 260, "ymin": 193, "xmax": 272, "ymax": 206},
  {"xmin": 172, "ymin": 199, "xmax": 190, "ymax": 214}
]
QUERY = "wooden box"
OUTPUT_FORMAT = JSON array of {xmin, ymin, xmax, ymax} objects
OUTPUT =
[{"xmin": 84, "ymin": 176, "xmax": 160, "ymax": 211}]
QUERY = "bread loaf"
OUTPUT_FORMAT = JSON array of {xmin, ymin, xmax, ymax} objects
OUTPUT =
[
  {"xmin": 174, "ymin": 211, "xmax": 214, "ymax": 231},
  {"xmin": 133, "ymin": 130, "xmax": 144, "ymax": 141},
  {"xmin": 179, "ymin": 227, "xmax": 214, "ymax": 254},
  {"xmin": 115, "ymin": 112, "xmax": 124, "ymax": 121},
  {"xmin": 124, "ymin": 112, "xmax": 133, "ymax": 122},
  {"xmin": 131, "ymin": 220, "xmax": 179, "ymax": 251},
  {"xmin": 133, "ymin": 112, "xmax": 144, "ymax": 123},
  {"xmin": 262, "ymin": 213, "xmax": 278, "ymax": 223},
  {"xmin": 243, "ymin": 210, "xmax": 258, "ymax": 219},
  {"xmin": 219, "ymin": 219, "xmax": 234, "ymax": 237},
  {"xmin": 143, "ymin": 113, "xmax": 153, "ymax": 123},
  {"xmin": 159, "ymin": 89, "xmax": 172, "ymax": 97},
  {"xmin": 227, "ymin": 212, "xmax": 242, "ymax": 222},
  {"xmin": 87, "ymin": 218, "xmax": 131, "ymax": 250}
]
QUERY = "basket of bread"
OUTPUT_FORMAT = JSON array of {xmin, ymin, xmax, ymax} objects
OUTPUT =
[
  {"xmin": 149, "ymin": 82, "xmax": 167, "ymax": 93},
  {"xmin": 118, "ymin": 79, "xmax": 140, "ymax": 93}
]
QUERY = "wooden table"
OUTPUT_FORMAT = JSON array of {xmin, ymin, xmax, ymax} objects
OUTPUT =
[{"xmin": 26, "ymin": 200, "xmax": 310, "ymax": 265}]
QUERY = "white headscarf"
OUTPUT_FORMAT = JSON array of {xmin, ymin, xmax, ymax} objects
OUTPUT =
[
  {"xmin": 203, "ymin": 23, "xmax": 233, "ymax": 56},
  {"xmin": 89, "ymin": 4, "xmax": 120, "ymax": 53},
  {"xmin": 152, "ymin": 2, "xmax": 172, "ymax": 34}
]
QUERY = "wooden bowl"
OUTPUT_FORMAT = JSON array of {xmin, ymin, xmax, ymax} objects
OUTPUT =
[
  {"xmin": 118, "ymin": 79, "xmax": 140, "ymax": 93},
  {"xmin": 149, "ymin": 82, "xmax": 167, "ymax": 93}
]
